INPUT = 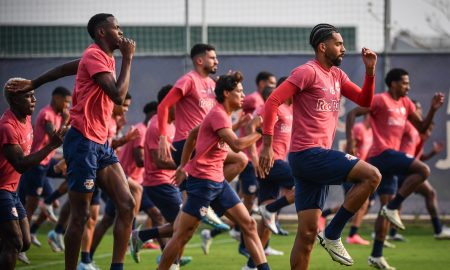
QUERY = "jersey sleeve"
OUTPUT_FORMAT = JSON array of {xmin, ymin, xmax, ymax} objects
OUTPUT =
[
  {"xmin": 132, "ymin": 126, "xmax": 146, "ymax": 148},
  {"xmin": 210, "ymin": 110, "xmax": 232, "ymax": 132},
  {"xmin": 84, "ymin": 49, "xmax": 113, "ymax": 78},
  {"xmin": 0, "ymin": 124, "xmax": 19, "ymax": 146},
  {"xmin": 286, "ymin": 64, "xmax": 315, "ymax": 92},
  {"xmin": 174, "ymin": 74, "xmax": 193, "ymax": 96},
  {"xmin": 146, "ymin": 123, "xmax": 160, "ymax": 150},
  {"xmin": 405, "ymin": 97, "xmax": 417, "ymax": 116}
]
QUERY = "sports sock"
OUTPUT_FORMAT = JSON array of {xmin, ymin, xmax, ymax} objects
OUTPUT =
[
  {"xmin": 44, "ymin": 190, "xmax": 62, "ymax": 204},
  {"xmin": 210, "ymin": 228, "xmax": 222, "ymax": 238},
  {"xmin": 389, "ymin": 227, "xmax": 397, "ymax": 237},
  {"xmin": 325, "ymin": 206, "xmax": 354, "ymax": 240},
  {"xmin": 247, "ymin": 257, "xmax": 256, "ymax": 268},
  {"xmin": 387, "ymin": 194, "xmax": 405, "ymax": 210},
  {"xmin": 257, "ymin": 263, "xmax": 270, "ymax": 270},
  {"xmin": 30, "ymin": 223, "xmax": 40, "ymax": 234},
  {"xmin": 81, "ymin": 251, "xmax": 91, "ymax": 264},
  {"xmin": 55, "ymin": 224, "xmax": 64, "ymax": 234},
  {"xmin": 265, "ymin": 197, "xmax": 289, "ymax": 212},
  {"xmin": 371, "ymin": 240, "xmax": 384, "ymax": 257},
  {"xmin": 110, "ymin": 263, "xmax": 123, "ymax": 270},
  {"xmin": 138, "ymin": 228, "xmax": 159, "ymax": 242},
  {"xmin": 348, "ymin": 226, "xmax": 358, "ymax": 237},
  {"xmin": 431, "ymin": 217, "xmax": 443, "ymax": 234}
]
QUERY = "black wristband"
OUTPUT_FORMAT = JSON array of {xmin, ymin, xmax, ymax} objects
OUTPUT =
[{"xmin": 255, "ymin": 127, "xmax": 263, "ymax": 135}]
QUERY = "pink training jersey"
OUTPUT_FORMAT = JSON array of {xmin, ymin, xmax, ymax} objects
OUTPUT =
[
  {"xmin": 107, "ymin": 117, "xmax": 118, "ymax": 146},
  {"xmin": 70, "ymin": 43, "xmax": 116, "ymax": 144},
  {"xmin": 399, "ymin": 121, "xmax": 421, "ymax": 157},
  {"xmin": 185, "ymin": 104, "xmax": 231, "ymax": 182},
  {"xmin": 352, "ymin": 122, "xmax": 373, "ymax": 161},
  {"xmin": 173, "ymin": 70, "xmax": 216, "ymax": 142},
  {"xmin": 0, "ymin": 110, "xmax": 33, "ymax": 192},
  {"xmin": 257, "ymin": 104, "xmax": 292, "ymax": 160},
  {"xmin": 286, "ymin": 60, "xmax": 350, "ymax": 152},
  {"xmin": 368, "ymin": 92, "xmax": 416, "ymax": 158},
  {"xmin": 143, "ymin": 115, "xmax": 176, "ymax": 187},
  {"xmin": 118, "ymin": 123, "xmax": 147, "ymax": 184},
  {"xmin": 31, "ymin": 105, "xmax": 62, "ymax": 166}
]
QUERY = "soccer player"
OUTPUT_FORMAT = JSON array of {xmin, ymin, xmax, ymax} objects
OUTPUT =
[
  {"xmin": 157, "ymin": 44, "xmax": 248, "ymax": 184},
  {"xmin": 157, "ymin": 72, "xmax": 270, "ymax": 270},
  {"xmin": 259, "ymin": 23, "xmax": 381, "ymax": 269},
  {"xmin": 18, "ymin": 86, "xmax": 71, "ymax": 236},
  {"xmin": 346, "ymin": 68, "xmax": 444, "ymax": 269},
  {"xmin": 62, "ymin": 14, "xmax": 136, "ymax": 270},
  {"xmin": 0, "ymin": 79, "xmax": 66, "ymax": 269}
]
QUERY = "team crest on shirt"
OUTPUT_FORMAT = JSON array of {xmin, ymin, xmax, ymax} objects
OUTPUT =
[
  {"xmin": 11, "ymin": 207, "xmax": 18, "ymax": 217},
  {"xmin": 345, "ymin": 154, "xmax": 357, "ymax": 161},
  {"xmin": 248, "ymin": 185, "xmax": 257, "ymax": 194},
  {"xmin": 84, "ymin": 179, "xmax": 95, "ymax": 190},
  {"xmin": 199, "ymin": 206, "xmax": 208, "ymax": 217},
  {"xmin": 36, "ymin": 187, "xmax": 43, "ymax": 196},
  {"xmin": 217, "ymin": 139, "xmax": 230, "ymax": 151}
]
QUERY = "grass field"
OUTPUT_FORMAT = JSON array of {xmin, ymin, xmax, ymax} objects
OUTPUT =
[{"xmin": 16, "ymin": 221, "xmax": 450, "ymax": 269}]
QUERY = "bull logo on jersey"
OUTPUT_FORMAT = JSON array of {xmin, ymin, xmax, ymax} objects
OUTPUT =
[
  {"xmin": 248, "ymin": 185, "xmax": 257, "ymax": 194},
  {"xmin": 345, "ymin": 153, "xmax": 357, "ymax": 161},
  {"xmin": 36, "ymin": 187, "xmax": 43, "ymax": 196},
  {"xmin": 218, "ymin": 139, "xmax": 230, "ymax": 151},
  {"xmin": 84, "ymin": 179, "xmax": 95, "ymax": 190},
  {"xmin": 11, "ymin": 207, "xmax": 18, "ymax": 217},
  {"xmin": 199, "ymin": 206, "xmax": 208, "ymax": 217}
]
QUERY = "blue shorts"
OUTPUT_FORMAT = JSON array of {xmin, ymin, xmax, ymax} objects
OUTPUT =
[
  {"xmin": 239, "ymin": 162, "xmax": 258, "ymax": 195},
  {"xmin": 63, "ymin": 128, "xmax": 119, "ymax": 193},
  {"xmin": 46, "ymin": 158, "xmax": 64, "ymax": 179},
  {"xmin": 257, "ymin": 159, "xmax": 294, "ymax": 203},
  {"xmin": 289, "ymin": 147, "xmax": 359, "ymax": 211},
  {"xmin": 144, "ymin": 184, "xmax": 182, "ymax": 223},
  {"xmin": 0, "ymin": 190, "xmax": 27, "ymax": 222},
  {"xmin": 369, "ymin": 149, "xmax": 415, "ymax": 195},
  {"xmin": 19, "ymin": 163, "xmax": 50, "ymax": 197},
  {"xmin": 183, "ymin": 176, "xmax": 241, "ymax": 220},
  {"xmin": 172, "ymin": 140, "xmax": 186, "ymax": 166},
  {"xmin": 140, "ymin": 188, "xmax": 156, "ymax": 211},
  {"xmin": 18, "ymin": 177, "xmax": 53, "ymax": 205}
]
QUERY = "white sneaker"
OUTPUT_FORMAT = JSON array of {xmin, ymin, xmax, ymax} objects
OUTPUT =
[
  {"xmin": 129, "ymin": 225, "xmax": 143, "ymax": 263},
  {"xmin": 41, "ymin": 203, "xmax": 58, "ymax": 223},
  {"xmin": 368, "ymin": 256, "xmax": 396, "ymax": 269},
  {"xmin": 381, "ymin": 205, "xmax": 405, "ymax": 230},
  {"xmin": 168, "ymin": 264, "xmax": 180, "ymax": 270},
  {"xmin": 259, "ymin": 205, "xmax": 278, "ymax": 234},
  {"xmin": 17, "ymin": 252, "xmax": 31, "ymax": 264},
  {"xmin": 387, "ymin": 233, "xmax": 406, "ymax": 242},
  {"xmin": 201, "ymin": 206, "xmax": 230, "ymax": 231},
  {"xmin": 241, "ymin": 265, "xmax": 257, "ymax": 270},
  {"xmin": 435, "ymin": 226, "xmax": 450, "ymax": 240},
  {"xmin": 265, "ymin": 246, "xmax": 284, "ymax": 256},
  {"xmin": 47, "ymin": 230, "xmax": 63, "ymax": 252},
  {"xmin": 383, "ymin": 240, "xmax": 396, "ymax": 248},
  {"xmin": 31, "ymin": 233, "xmax": 42, "ymax": 247},
  {"xmin": 316, "ymin": 231, "xmax": 354, "ymax": 266},
  {"xmin": 229, "ymin": 228, "xmax": 241, "ymax": 241},
  {"xmin": 201, "ymin": 229, "xmax": 213, "ymax": 255},
  {"xmin": 77, "ymin": 262, "xmax": 98, "ymax": 270}
]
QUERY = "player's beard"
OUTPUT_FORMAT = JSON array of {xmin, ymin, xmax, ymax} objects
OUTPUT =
[{"xmin": 326, "ymin": 51, "xmax": 343, "ymax": 67}]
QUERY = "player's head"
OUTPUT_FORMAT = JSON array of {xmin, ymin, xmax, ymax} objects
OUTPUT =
[
  {"xmin": 255, "ymin": 71, "xmax": 276, "ymax": 93},
  {"xmin": 157, "ymin": 84, "xmax": 175, "ymax": 121},
  {"xmin": 190, "ymin": 44, "xmax": 218, "ymax": 74},
  {"xmin": 261, "ymin": 86, "xmax": 274, "ymax": 102},
  {"xmin": 143, "ymin": 100, "xmax": 158, "ymax": 119},
  {"xmin": 113, "ymin": 93, "xmax": 132, "ymax": 116},
  {"xmin": 87, "ymin": 13, "xmax": 123, "ymax": 49},
  {"xmin": 4, "ymin": 78, "xmax": 36, "ymax": 116},
  {"xmin": 215, "ymin": 71, "xmax": 244, "ymax": 110},
  {"xmin": 385, "ymin": 68, "xmax": 409, "ymax": 96},
  {"xmin": 310, "ymin": 23, "xmax": 345, "ymax": 66},
  {"xmin": 51, "ymin": 86, "xmax": 72, "ymax": 113}
]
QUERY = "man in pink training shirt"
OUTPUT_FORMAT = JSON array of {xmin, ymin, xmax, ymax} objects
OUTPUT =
[
  {"xmin": 158, "ymin": 72, "xmax": 270, "ymax": 270},
  {"xmin": 0, "ymin": 79, "xmax": 66, "ymax": 269},
  {"xmin": 259, "ymin": 23, "xmax": 381, "ymax": 269},
  {"xmin": 347, "ymin": 68, "xmax": 444, "ymax": 269}
]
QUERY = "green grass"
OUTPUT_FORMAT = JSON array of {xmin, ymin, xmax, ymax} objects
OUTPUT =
[{"xmin": 17, "ymin": 222, "xmax": 450, "ymax": 269}]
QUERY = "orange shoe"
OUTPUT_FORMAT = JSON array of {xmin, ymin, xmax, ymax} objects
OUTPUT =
[
  {"xmin": 346, "ymin": 234, "xmax": 370, "ymax": 245},
  {"xmin": 143, "ymin": 241, "xmax": 160, "ymax": 250},
  {"xmin": 318, "ymin": 216, "xmax": 326, "ymax": 232}
]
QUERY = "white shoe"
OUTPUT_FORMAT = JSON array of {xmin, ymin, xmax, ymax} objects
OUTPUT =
[
  {"xmin": 168, "ymin": 264, "xmax": 180, "ymax": 270},
  {"xmin": 316, "ymin": 231, "xmax": 354, "ymax": 266},
  {"xmin": 31, "ymin": 233, "xmax": 42, "ymax": 247},
  {"xmin": 381, "ymin": 205, "xmax": 405, "ymax": 230},
  {"xmin": 129, "ymin": 225, "xmax": 143, "ymax": 263},
  {"xmin": 387, "ymin": 233, "xmax": 407, "ymax": 242},
  {"xmin": 368, "ymin": 256, "xmax": 396, "ymax": 269},
  {"xmin": 229, "ymin": 228, "xmax": 241, "ymax": 241},
  {"xmin": 47, "ymin": 230, "xmax": 63, "ymax": 252},
  {"xmin": 77, "ymin": 262, "xmax": 98, "ymax": 270},
  {"xmin": 201, "ymin": 206, "xmax": 230, "ymax": 231},
  {"xmin": 41, "ymin": 203, "xmax": 58, "ymax": 223},
  {"xmin": 17, "ymin": 252, "xmax": 31, "ymax": 264},
  {"xmin": 259, "ymin": 205, "xmax": 278, "ymax": 234},
  {"xmin": 435, "ymin": 226, "xmax": 450, "ymax": 240},
  {"xmin": 265, "ymin": 246, "xmax": 284, "ymax": 256},
  {"xmin": 201, "ymin": 229, "xmax": 213, "ymax": 255},
  {"xmin": 383, "ymin": 240, "xmax": 396, "ymax": 248},
  {"xmin": 241, "ymin": 265, "xmax": 257, "ymax": 270}
]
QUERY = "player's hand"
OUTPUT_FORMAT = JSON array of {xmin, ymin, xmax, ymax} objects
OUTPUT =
[
  {"xmin": 119, "ymin": 38, "xmax": 136, "ymax": 59},
  {"xmin": 361, "ymin": 47, "xmax": 377, "ymax": 75},
  {"xmin": 174, "ymin": 166, "xmax": 188, "ymax": 186},
  {"xmin": 158, "ymin": 135, "xmax": 175, "ymax": 162},
  {"xmin": 431, "ymin": 92, "xmax": 445, "ymax": 111},
  {"xmin": 49, "ymin": 126, "xmax": 68, "ymax": 148},
  {"xmin": 433, "ymin": 141, "xmax": 444, "ymax": 153},
  {"xmin": 259, "ymin": 145, "xmax": 274, "ymax": 179},
  {"xmin": 53, "ymin": 159, "xmax": 67, "ymax": 175},
  {"xmin": 62, "ymin": 108, "xmax": 70, "ymax": 125},
  {"xmin": 235, "ymin": 113, "xmax": 252, "ymax": 129},
  {"xmin": 5, "ymin": 79, "xmax": 34, "ymax": 92}
]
